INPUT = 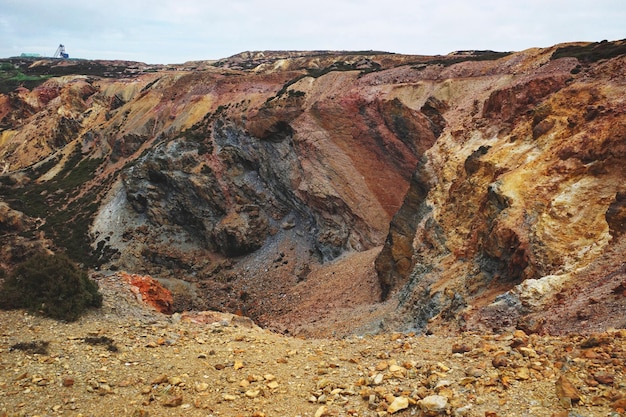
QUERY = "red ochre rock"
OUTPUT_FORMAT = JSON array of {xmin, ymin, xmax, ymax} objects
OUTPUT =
[{"xmin": 120, "ymin": 272, "xmax": 173, "ymax": 314}]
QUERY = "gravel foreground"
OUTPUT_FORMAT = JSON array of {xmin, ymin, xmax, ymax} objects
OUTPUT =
[{"xmin": 1, "ymin": 276, "xmax": 625, "ymax": 417}]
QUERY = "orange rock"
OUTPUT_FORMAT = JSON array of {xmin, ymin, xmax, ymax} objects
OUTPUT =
[
  {"xmin": 612, "ymin": 398, "xmax": 626, "ymax": 411},
  {"xmin": 120, "ymin": 272, "xmax": 173, "ymax": 314},
  {"xmin": 555, "ymin": 375, "xmax": 581, "ymax": 408},
  {"xmin": 594, "ymin": 372, "xmax": 615, "ymax": 385}
]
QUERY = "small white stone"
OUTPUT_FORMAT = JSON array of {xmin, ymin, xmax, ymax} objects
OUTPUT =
[{"xmin": 373, "ymin": 373, "xmax": 384, "ymax": 385}]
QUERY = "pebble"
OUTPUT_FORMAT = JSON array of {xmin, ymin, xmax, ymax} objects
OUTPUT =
[
  {"xmin": 245, "ymin": 389, "xmax": 261, "ymax": 398},
  {"xmin": 167, "ymin": 376, "xmax": 183, "ymax": 386},
  {"xmin": 451, "ymin": 343, "xmax": 471, "ymax": 354},
  {"xmin": 518, "ymin": 347, "xmax": 537, "ymax": 358},
  {"xmin": 151, "ymin": 374, "xmax": 168, "ymax": 385},
  {"xmin": 162, "ymin": 395, "xmax": 183, "ymax": 407},
  {"xmin": 515, "ymin": 367, "xmax": 530, "ymax": 380},
  {"xmin": 593, "ymin": 372, "xmax": 614, "ymax": 385},
  {"xmin": 492, "ymin": 355, "xmax": 508, "ymax": 368},
  {"xmin": 194, "ymin": 381, "xmax": 209, "ymax": 392},
  {"xmin": 436, "ymin": 362, "xmax": 450, "ymax": 372},
  {"xmin": 612, "ymin": 398, "xmax": 626, "ymax": 411},
  {"xmin": 419, "ymin": 395, "xmax": 448, "ymax": 413},
  {"xmin": 454, "ymin": 405, "xmax": 472, "ymax": 416},
  {"xmin": 314, "ymin": 405, "xmax": 329, "ymax": 417},
  {"xmin": 373, "ymin": 373, "xmax": 384, "ymax": 385},
  {"xmin": 97, "ymin": 383, "xmax": 112, "ymax": 395},
  {"xmin": 388, "ymin": 364, "xmax": 406, "ymax": 377},
  {"xmin": 387, "ymin": 396, "xmax": 409, "ymax": 414},
  {"xmin": 466, "ymin": 367, "xmax": 485, "ymax": 377}
]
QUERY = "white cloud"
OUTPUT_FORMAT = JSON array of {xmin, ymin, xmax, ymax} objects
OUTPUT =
[{"xmin": 0, "ymin": 0, "xmax": 624, "ymax": 63}]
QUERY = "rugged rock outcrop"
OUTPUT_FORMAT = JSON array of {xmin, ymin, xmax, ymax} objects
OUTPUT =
[
  {"xmin": 376, "ymin": 43, "xmax": 626, "ymax": 334},
  {"xmin": 120, "ymin": 272, "xmax": 174, "ymax": 314},
  {"xmin": 1, "ymin": 41, "xmax": 625, "ymax": 335}
]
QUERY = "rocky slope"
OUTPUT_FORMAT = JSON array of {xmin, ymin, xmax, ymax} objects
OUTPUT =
[
  {"xmin": 0, "ymin": 41, "xmax": 625, "ymax": 337},
  {"xmin": 1, "ymin": 277, "xmax": 625, "ymax": 417}
]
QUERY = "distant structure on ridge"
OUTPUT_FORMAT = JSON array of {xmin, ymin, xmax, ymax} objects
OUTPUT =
[{"xmin": 53, "ymin": 44, "xmax": 69, "ymax": 59}]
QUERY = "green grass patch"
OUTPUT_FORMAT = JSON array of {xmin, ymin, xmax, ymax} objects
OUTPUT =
[
  {"xmin": 0, "ymin": 57, "xmax": 141, "ymax": 94},
  {"xmin": 0, "ymin": 63, "xmax": 52, "ymax": 93}
]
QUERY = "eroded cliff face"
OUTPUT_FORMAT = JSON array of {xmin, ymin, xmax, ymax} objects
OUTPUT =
[
  {"xmin": 0, "ymin": 52, "xmax": 439, "ymax": 329},
  {"xmin": 0, "ymin": 43, "xmax": 624, "ymax": 335},
  {"xmin": 377, "ymin": 44, "xmax": 626, "ymax": 335}
]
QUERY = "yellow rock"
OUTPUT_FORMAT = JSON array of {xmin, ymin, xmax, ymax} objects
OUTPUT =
[
  {"xmin": 167, "ymin": 376, "xmax": 183, "ymax": 386},
  {"xmin": 388, "ymin": 396, "xmax": 410, "ymax": 414},
  {"xmin": 314, "ymin": 405, "xmax": 328, "ymax": 417},
  {"xmin": 194, "ymin": 381, "xmax": 209, "ymax": 392},
  {"xmin": 516, "ymin": 367, "xmax": 530, "ymax": 380},
  {"xmin": 389, "ymin": 364, "xmax": 406, "ymax": 377},
  {"xmin": 245, "ymin": 389, "xmax": 260, "ymax": 398}
]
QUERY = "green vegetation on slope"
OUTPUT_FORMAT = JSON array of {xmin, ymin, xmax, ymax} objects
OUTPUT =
[
  {"xmin": 0, "ymin": 145, "xmax": 111, "ymax": 266},
  {"xmin": 0, "ymin": 252, "xmax": 102, "ymax": 321},
  {"xmin": 0, "ymin": 58, "xmax": 149, "ymax": 94},
  {"xmin": 0, "ymin": 61, "xmax": 52, "ymax": 94}
]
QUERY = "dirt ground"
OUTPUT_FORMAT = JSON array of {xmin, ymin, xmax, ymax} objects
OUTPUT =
[{"xmin": 1, "ymin": 274, "xmax": 625, "ymax": 417}]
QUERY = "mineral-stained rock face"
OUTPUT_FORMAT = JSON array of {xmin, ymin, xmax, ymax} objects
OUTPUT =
[
  {"xmin": 0, "ymin": 51, "xmax": 437, "ymax": 330},
  {"xmin": 120, "ymin": 272, "xmax": 174, "ymax": 315},
  {"xmin": 377, "ymin": 43, "xmax": 626, "ymax": 334},
  {"xmin": 0, "ymin": 42, "xmax": 625, "ymax": 335}
]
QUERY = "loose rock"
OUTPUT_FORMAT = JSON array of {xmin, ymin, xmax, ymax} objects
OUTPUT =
[
  {"xmin": 555, "ymin": 375, "xmax": 581, "ymax": 408},
  {"xmin": 387, "ymin": 396, "xmax": 409, "ymax": 414},
  {"xmin": 419, "ymin": 395, "xmax": 448, "ymax": 413}
]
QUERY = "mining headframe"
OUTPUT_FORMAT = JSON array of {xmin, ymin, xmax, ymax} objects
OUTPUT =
[{"xmin": 53, "ymin": 44, "xmax": 69, "ymax": 59}]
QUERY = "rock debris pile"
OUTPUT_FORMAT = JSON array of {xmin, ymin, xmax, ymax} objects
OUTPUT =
[{"xmin": 1, "ymin": 277, "xmax": 625, "ymax": 417}]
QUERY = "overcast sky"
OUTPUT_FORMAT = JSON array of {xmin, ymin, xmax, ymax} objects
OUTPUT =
[{"xmin": 1, "ymin": 0, "xmax": 625, "ymax": 64}]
